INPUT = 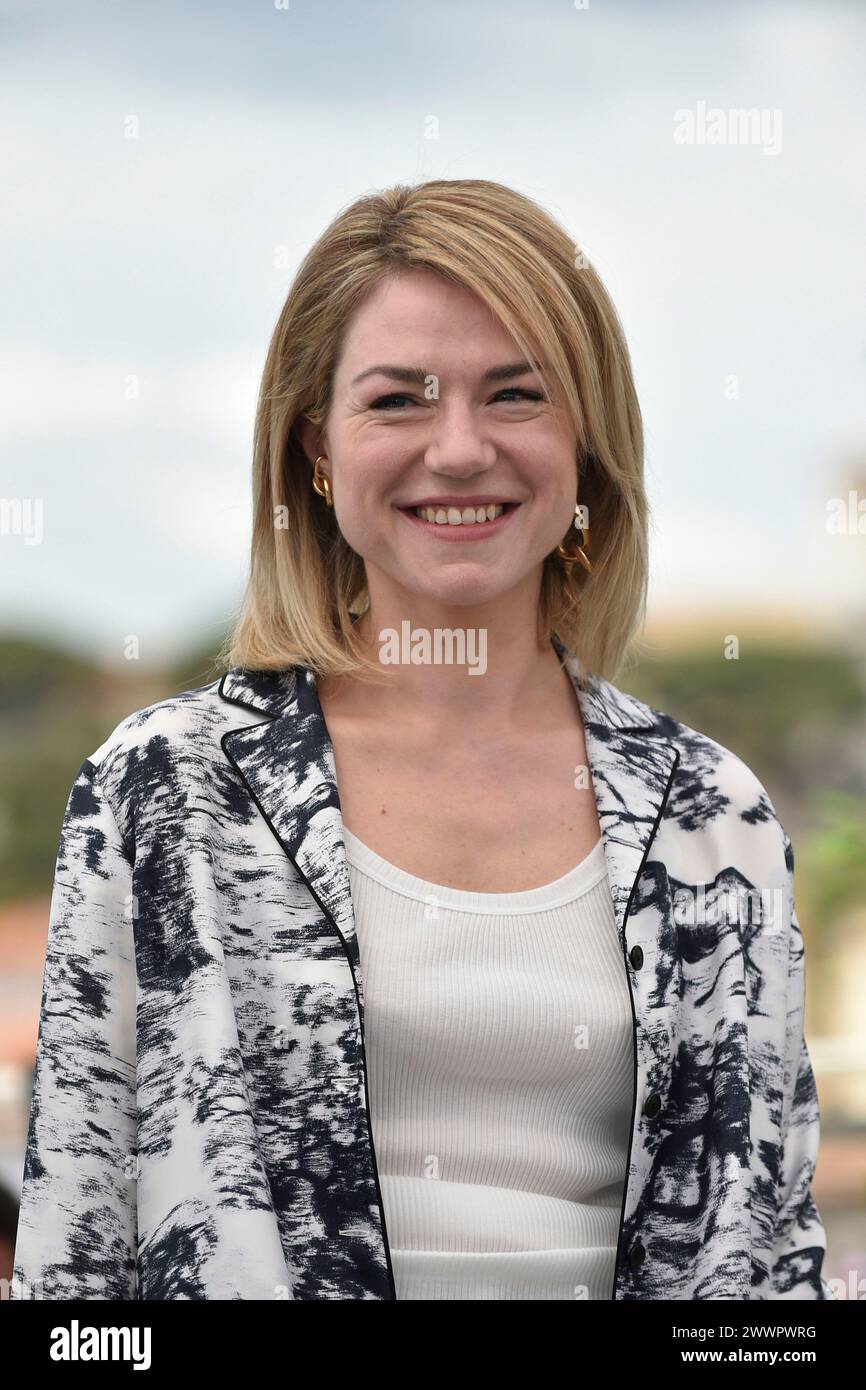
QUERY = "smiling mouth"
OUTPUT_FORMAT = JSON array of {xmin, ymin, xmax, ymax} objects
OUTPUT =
[
  {"xmin": 407, "ymin": 503, "xmax": 512, "ymax": 526},
  {"xmin": 396, "ymin": 500, "xmax": 519, "ymax": 541}
]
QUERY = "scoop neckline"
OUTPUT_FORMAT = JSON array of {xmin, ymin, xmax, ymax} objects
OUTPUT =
[{"xmin": 340, "ymin": 826, "xmax": 608, "ymax": 915}]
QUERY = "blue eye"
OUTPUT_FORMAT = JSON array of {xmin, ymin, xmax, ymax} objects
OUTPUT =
[
  {"xmin": 494, "ymin": 388, "xmax": 545, "ymax": 403},
  {"xmin": 369, "ymin": 393, "xmax": 415, "ymax": 410}
]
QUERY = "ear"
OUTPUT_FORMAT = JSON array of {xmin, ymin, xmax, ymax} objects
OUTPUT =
[{"xmin": 296, "ymin": 415, "xmax": 324, "ymax": 466}]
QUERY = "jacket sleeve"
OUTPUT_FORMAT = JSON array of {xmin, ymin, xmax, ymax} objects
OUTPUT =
[
  {"xmin": 11, "ymin": 756, "xmax": 138, "ymax": 1300},
  {"xmin": 768, "ymin": 830, "xmax": 834, "ymax": 1299}
]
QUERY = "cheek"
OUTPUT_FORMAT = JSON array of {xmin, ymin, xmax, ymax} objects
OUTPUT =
[
  {"xmin": 330, "ymin": 454, "xmax": 398, "ymax": 550},
  {"xmin": 334, "ymin": 433, "xmax": 409, "ymax": 509}
]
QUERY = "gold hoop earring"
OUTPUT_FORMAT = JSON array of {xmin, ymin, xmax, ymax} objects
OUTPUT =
[
  {"xmin": 556, "ymin": 503, "xmax": 592, "ymax": 573},
  {"xmin": 312, "ymin": 455, "xmax": 334, "ymax": 508}
]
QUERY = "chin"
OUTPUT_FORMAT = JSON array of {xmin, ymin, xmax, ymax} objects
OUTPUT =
[{"xmin": 404, "ymin": 571, "xmax": 517, "ymax": 610}]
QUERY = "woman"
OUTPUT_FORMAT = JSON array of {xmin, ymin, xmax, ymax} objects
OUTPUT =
[{"xmin": 12, "ymin": 179, "xmax": 832, "ymax": 1301}]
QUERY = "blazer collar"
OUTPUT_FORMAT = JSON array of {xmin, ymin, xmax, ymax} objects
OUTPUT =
[{"xmin": 218, "ymin": 640, "xmax": 678, "ymax": 975}]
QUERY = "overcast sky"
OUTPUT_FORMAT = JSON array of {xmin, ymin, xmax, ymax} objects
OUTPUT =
[{"xmin": 2, "ymin": 0, "xmax": 865, "ymax": 668}]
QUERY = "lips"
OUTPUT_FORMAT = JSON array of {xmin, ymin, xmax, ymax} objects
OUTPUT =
[{"xmin": 397, "ymin": 500, "xmax": 519, "ymax": 540}]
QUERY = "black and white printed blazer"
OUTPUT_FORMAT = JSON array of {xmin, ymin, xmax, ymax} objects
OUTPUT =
[{"xmin": 11, "ymin": 636, "xmax": 834, "ymax": 1300}]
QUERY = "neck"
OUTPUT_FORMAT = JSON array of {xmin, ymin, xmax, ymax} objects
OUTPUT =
[{"xmin": 320, "ymin": 583, "xmax": 576, "ymax": 736}]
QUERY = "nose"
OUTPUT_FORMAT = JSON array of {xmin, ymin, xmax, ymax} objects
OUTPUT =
[{"xmin": 423, "ymin": 400, "xmax": 497, "ymax": 478}]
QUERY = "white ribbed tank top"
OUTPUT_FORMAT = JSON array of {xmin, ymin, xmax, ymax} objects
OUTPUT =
[{"xmin": 343, "ymin": 826, "xmax": 635, "ymax": 1301}]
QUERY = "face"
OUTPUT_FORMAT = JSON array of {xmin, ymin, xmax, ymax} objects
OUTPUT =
[{"xmin": 300, "ymin": 268, "xmax": 580, "ymax": 619}]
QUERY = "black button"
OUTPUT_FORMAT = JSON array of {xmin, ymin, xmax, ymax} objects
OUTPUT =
[
  {"xmin": 643, "ymin": 1092, "xmax": 662, "ymax": 1119},
  {"xmin": 628, "ymin": 1239, "xmax": 646, "ymax": 1272},
  {"xmin": 629, "ymin": 945, "xmax": 644, "ymax": 970}
]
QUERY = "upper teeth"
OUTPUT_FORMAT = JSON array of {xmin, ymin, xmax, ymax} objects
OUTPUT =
[{"xmin": 413, "ymin": 504, "xmax": 506, "ymax": 525}]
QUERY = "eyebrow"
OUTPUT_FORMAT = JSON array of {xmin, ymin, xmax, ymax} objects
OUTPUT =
[{"xmin": 350, "ymin": 361, "xmax": 545, "ymax": 387}]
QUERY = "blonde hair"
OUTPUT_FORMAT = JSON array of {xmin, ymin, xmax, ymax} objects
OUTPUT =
[{"xmin": 221, "ymin": 178, "xmax": 648, "ymax": 682}]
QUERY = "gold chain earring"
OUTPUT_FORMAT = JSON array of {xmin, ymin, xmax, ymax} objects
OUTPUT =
[
  {"xmin": 311, "ymin": 455, "xmax": 334, "ymax": 508},
  {"xmin": 556, "ymin": 503, "xmax": 592, "ymax": 573}
]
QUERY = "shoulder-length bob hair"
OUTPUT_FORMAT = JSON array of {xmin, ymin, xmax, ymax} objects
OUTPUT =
[{"xmin": 221, "ymin": 178, "xmax": 648, "ymax": 682}]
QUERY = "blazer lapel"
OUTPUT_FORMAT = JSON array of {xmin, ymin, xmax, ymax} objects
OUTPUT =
[
  {"xmin": 554, "ymin": 640, "xmax": 681, "ymax": 949},
  {"xmin": 219, "ymin": 664, "xmax": 363, "ymax": 984}
]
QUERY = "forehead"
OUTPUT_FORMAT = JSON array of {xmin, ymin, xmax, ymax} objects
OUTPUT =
[{"xmin": 334, "ymin": 268, "xmax": 525, "ymax": 376}]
